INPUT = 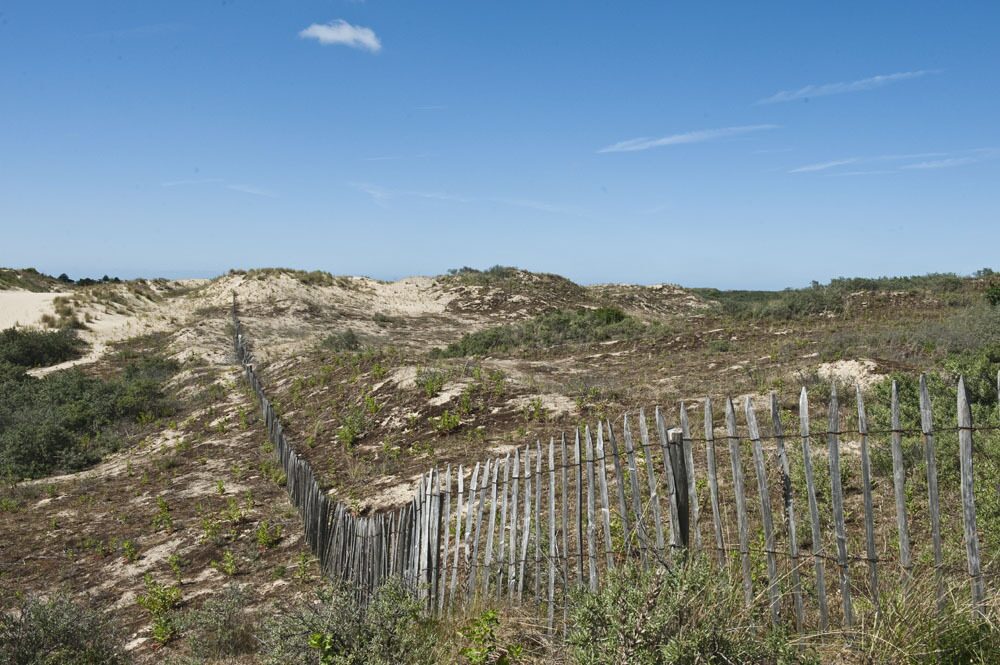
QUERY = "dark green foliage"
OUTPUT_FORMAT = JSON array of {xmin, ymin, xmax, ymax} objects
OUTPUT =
[
  {"xmin": 446, "ymin": 265, "xmax": 521, "ymax": 284},
  {"xmin": 444, "ymin": 265, "xmax": 584, "ymax": 296},
  {"xmin": 567, "ymin": 560, "xmax": 814, "ymax": 664},
  {"xmin": 0, "ymin": 268, "xmax": 65, "ymax": 292},
  {"xmin": 0, "ymin": 355, "xmax": 179, "ymax": 480},
  {"xmin": 433, "ymin": 307, "xmax": 645, "ymax": 357},
  {"xmin": 985, "ymin": 282, "xmax": 1000, "ymax": 306},
  {"xmin": 694, "ymin": 271, "xmax": 979, "ymax": 320},
  {"xmin": 0, "ymin": 328, "xmax": 85, "ymax": 368},
  {"xmin": 260, "ymin": 579, "xmax": 436, "ymax": 665},
  {"xmin": 0, "ymin": 595, "xmax": 130, "ymax": 665},
  {"xmin": 322, "ymin": 329, "xmax": 361, "ymax": 352}
]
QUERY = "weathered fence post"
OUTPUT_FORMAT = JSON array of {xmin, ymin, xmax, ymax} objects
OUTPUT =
[
  {"xmin": 957, "ymin": 376, "xmax": 985, "ymax": 615},
  {"xmin": 770, "ymin": 392, "xmax": 804, "ymax": 631},
  {"xmin": 745, "ymin": 396, "xmax": 780, "ymax": 624},
  {"xmin": 855, "ymin": 385, "xmax": 880, "ymax": 615},
  {"xmin": 827, "ymin": 386, "xmax": 853, "ymax": 627},
  {"xmin": 638, "ymin": 410, "xmax": 666, "ymax": 560},
  {"xmin": 703, "ymin": 398, "xmax": 726, "ymax": 567},
  {"xmin": 584, "ymin": 427, "xmax": 599, "ymax": 591},
  {"xmin": 890, "ymin": 382, "xmax": 913, "ymax": 587},
  {"xmin": 800, "ymin": 388, "xmax": 829, "ymax": 630},
  {"xmin": 725, "ymin": 398, "xmax": 752, "ymax": 606},
  {"xmin": 919, "ymin": 374, "xmax": 945, "ymax": 612}
]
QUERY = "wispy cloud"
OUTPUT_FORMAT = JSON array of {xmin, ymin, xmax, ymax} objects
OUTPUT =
[
  {"xmin": 757, "ymin": 70, "xmax": 938, "ymax": 104},
  {"xmin": 161, "ymin": 178, "xmax": 276, "ymax": 197},
  {"xmin": 788, "ymin": 158, "xmax": 859, "ymax": 173},
  {"xmin": 227, "ymin": 184, "xmax": 277, "ymax": 198},
  {"xmin": 789, "ymin": 148, "xmax": 996, "ymax": 175},
  {"xmin": 299, "ymin": 19, "xmax": 381, "ymax": 52},
  {"xmin": 598, "ymin": 124, "xmax": 778, "ymax": 154}
]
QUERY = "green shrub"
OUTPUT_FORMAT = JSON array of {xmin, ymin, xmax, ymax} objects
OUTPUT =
[
  {"xmin": 432, "ymin": 410, "xmax": 461, "ymax": 433},
  {"xmin": 260, "ymin": 579, "xmax": 436, "ymax": 665},
  {"xmin": 567, "ymin": 559, "xmax": 813, "ymax": 664},
  {"xmin": 458, "ymin": 610, "xmax": 522, "ymax": 665},
  {"xmin": 136, "ymin": 574, "xmax": 182, "ymax": 644},
  {"xmin": 0, "ymin": 353, "xmax": 178, "ymax": 479},
  {"xmin": 177, "ymin": 586, "xmax": 259, "ymax": 660},
  {"xmin": 417, "ymin": 368, "xmax": 446, "ymax": 397},
  {"xmin": 432, "ymin": 307, "xmax": 645, "ymax": 357},
  {"xmin": 0, "ymin": 328, "xmax": 85, "ymax": 368},
  {"xmin": 323, "ymin": 329, "xmax": 361, "ymax": 352},
  {"xmin": 0, "ymin": 595, "xmax": 130, "ymax": 665},
  {"xmin": 986, "ymin": 282, "xmax": 1000, "ymax": 306},
  {"xmin": 256, "ymin": 520, "xmax": 284, "ymax": 549}
]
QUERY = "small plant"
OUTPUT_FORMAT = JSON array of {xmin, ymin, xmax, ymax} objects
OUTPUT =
[
  {"xmin": 308, "ymin": 631, "xmax": 337, "ymax": 664},
  {"xmin": 223, "ymin": 497, "xmax": 246, "ymax": 525},
  {"xmin": 364, "ymin": 393, "xmax": 382, "ymax": 415},
  {"xmin": 522, "ymin": 397, "xmax": 546, "ymax": 422},
  {"xmin": 168, "ymin": 553, "xmax": 184, "ymax": 583},
  {"xmin": 417, "ymin": 368, "xmax": 446, "ymax": 398},
  {"xmin": 137, "ymin": 573, "xmax": 182, "ymax": 644},
  {"xmin": 121, "ymin": 539, "xmax": 139, "ymax": 563},
  {"xmin": 294, "ymin": 551, "xmax": 312, "ymax": 584},
  {"xmin": 200, "ymin": 517, "xmax": 222, "ymax": 544},
  {"xmin": 432, "ymin": 409, "xmax": 461, "ymax": 433},
  {"xmin": 460, "ymin": 609, "xmax": 522, "ymax": 665},
  {"xmin": 212, "ymin": 550, "xmax": 238, "ymax": 576},
  {"xmin": 259, "ymin": 459, "xmax": 287, "ymax": 486},
  {"xmin": 216, "ymin": 479, "xmax": 226, "ymax": 495},
  {"xmin": 256, "ymin": 520, "xmax": 283, "ymax": 550},
  {"xmin": 151, "ymin": 496, "xmax": 173, "ymax": 531},
  {"xmin": 336, "ymin": 408, "xmax": 366, "ymax": 447}
]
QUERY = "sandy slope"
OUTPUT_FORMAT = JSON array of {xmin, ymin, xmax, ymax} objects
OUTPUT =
[{"xmin": 0, "ymin": 290, "xmax": 72, "ymax": 328}]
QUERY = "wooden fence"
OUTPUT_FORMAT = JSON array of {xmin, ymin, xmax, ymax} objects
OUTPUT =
[{"xmin": 233, "ymin": 297, "xmax": 995, "ymax": 630}]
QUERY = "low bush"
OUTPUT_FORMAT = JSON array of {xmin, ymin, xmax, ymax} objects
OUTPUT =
[
  {"xmin": 567, "ymin": 559, "xmax": 813, "ymax": 664},
  {"xmin": 0, "ymin": 353, "xmax": 178, "ymax": 480},
  {"xmin": 0, "ymin": 327, "xmax": 85, "ymax": 368},
  {"xmin": 433, "ymin": 307, "xmax": 645, "ymax": 357},
  {"xmin": 177, "ymin": 585, "xmax": 259, "ymax": 660},
  {"xmin": 0, "ymin": 595, "xmax": 130, "ymax": 665},
  {"xmin": 260, "ymin": 579, "xmax": 436, "ymax": 665},
  {"xmin": 323, "ymin": 329, "xmax": 361, "ymax": 352}
]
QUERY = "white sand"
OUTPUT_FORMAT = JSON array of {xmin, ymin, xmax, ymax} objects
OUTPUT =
[{"xmin": 0, "ymin": 290, "xmax": 72, "ymax": 329}]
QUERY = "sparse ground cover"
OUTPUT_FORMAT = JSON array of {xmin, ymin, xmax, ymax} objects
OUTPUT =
[{"xmin": 3, "ymin": 266, "xmax": 1000, "ymax": 663}]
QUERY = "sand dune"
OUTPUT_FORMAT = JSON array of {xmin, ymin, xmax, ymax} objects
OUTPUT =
[{"xmin": 0, "ymin": 290, "xmax": 71, "ymax": 329}]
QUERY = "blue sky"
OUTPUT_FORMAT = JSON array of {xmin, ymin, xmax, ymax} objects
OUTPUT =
[{"xmin": 2, "ymin": 2, "xmax": 998, "ymax": 288}]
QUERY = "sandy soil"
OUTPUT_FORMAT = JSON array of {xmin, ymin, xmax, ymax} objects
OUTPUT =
[{"xmin": 0, "ymin": 290, "xmax": 72, "ymax": 328}]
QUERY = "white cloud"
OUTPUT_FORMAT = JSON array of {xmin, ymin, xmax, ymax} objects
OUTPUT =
[
  {"xmin": 788, "ymin": 158, "xmax": 859, "ymax": 173},
  {"xmin": 299, "ymin": 20, "xmax": 381, "ymax": 52},
  {"xmin": 757, "ymin": 70, "xmax": 938, "ymax": 104},
  {"xmin": 598, "ymin": 124, "xmax": 778, "ymax": 154}
]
